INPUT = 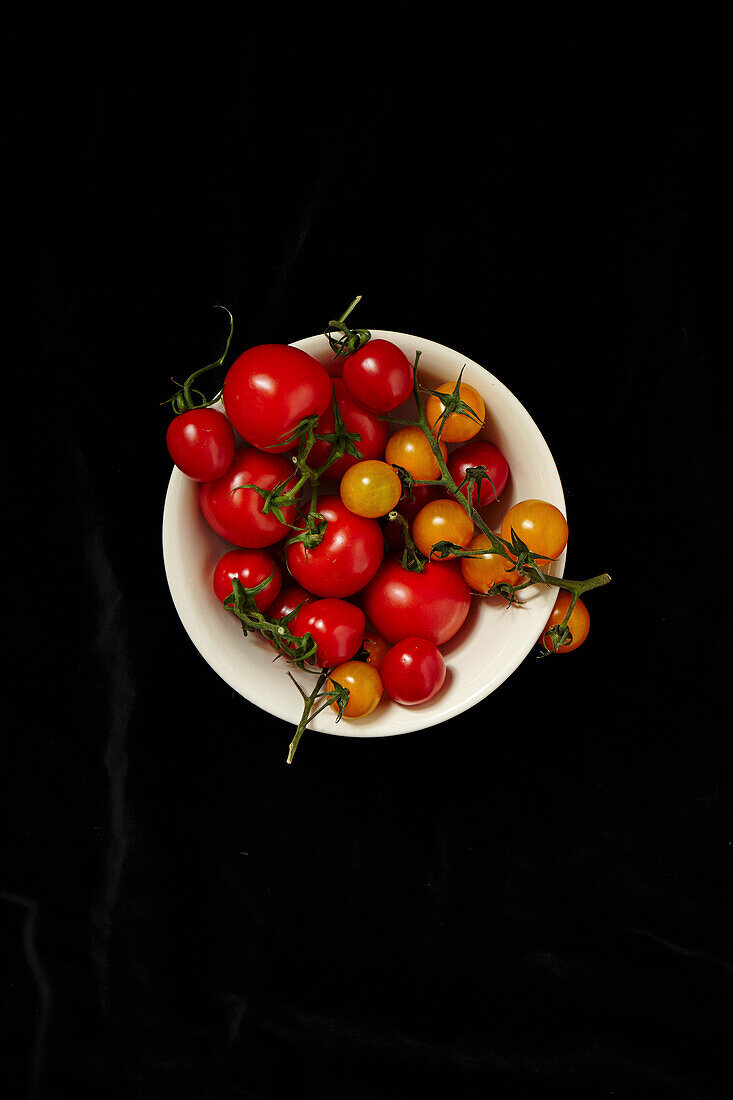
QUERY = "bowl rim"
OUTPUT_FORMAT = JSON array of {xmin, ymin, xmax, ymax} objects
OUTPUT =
[{"xmin": 162, "ymin": 328, "xmax": 566, "ymax": 738}]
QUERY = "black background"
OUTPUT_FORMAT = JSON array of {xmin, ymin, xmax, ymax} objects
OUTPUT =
[{"xmin": 3, "ymin": 8, "xmax": 728, "ymax": 1099}]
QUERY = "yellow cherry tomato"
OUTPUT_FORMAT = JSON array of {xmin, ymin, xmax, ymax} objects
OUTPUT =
[
  {"xmin": 460, "ymin": 531, "xmax": 523, "ymax": 593},
  {"xmin": 327, "ymin": 660, "xmax": 383, "ymax": 718},
  {"xmin": 425, "ymin": 381, "xmax": 485, "ymax": 443},
  {"xmin": 361, "ymin": 630, "xmax": 390, "ymax": 672},
  {"xmin": 384, "ymin": 426, "xmax": 448, "ymax": 481},
  {"xmin": 539, "ymin": 591, "xmax": 590, "ymax": 653},
  {"xmin": 412, "ymin": 500, "xmax": 475, "ymax": 561},
  {"xmin": 500, "ymin": 499, "xmax": 568, "ymax": 565},
  {"xmin": 340, "ymin": 460, "xmax": 402, "ymax": 518}
]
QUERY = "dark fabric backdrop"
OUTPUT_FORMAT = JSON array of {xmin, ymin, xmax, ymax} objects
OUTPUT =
[{"xmin": 3, "ymin": 8, "xmax": 727, "ymax": 1099}]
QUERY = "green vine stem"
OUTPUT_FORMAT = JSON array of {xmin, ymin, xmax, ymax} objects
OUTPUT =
[{"xmin": 162, "ymin": 305, "xmax": 234, "ymax": 414}]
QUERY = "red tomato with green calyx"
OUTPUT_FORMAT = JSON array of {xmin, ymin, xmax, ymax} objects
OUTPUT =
[
  {"xmin": 342, "ymin": 339, "xmax": 414, "ymax": 413},
  {"xmin": 285, "ymin": 495, "xmax": 384, "ymax": 598},
  {"xmin": 223, "ymin": 344, "xmax": 332, "ymax": 453},
  {"xmin": 200, "ymin": 447, "xmax": 298, "ymax": 548},
  {"xmin": 166, "ymin": 407, "xmax": 235, "ymax": 482},
  {"xmin": 380, "ymin": 637, "xmax": 446, "ymax": 706},
  {"xmin": 307, "ymin": 379, "xmax": 390, "ymax": 481},
  {"xmin": 447, "ymin": 440, "xmax": 509, "ymax": 507},
  {"xmin": 292, "ymin": 599, "xmax": 366, "ymax": 668},
  {"xmin": 213, "ymin": 549, "xmax": 282, "ymax": 610},
  {"xmin": 361, "ymin": 553, "xmax": 471, "ymax": 646}
]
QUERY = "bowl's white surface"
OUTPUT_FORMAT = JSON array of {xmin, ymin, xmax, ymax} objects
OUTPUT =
[{"xmin": 162, "ymin": 330, "xmax": 566, "ymax": 737}]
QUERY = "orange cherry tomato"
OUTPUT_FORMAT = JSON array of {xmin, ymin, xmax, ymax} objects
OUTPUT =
[
  {"xmin": 540, "ymin": 591, "xmax": 590, "ymax": 653},
  {"xmin": 340, "ymin": 459, "xmax": 402, "ymax": 518},
  {"xmin": 500, "ymin": 499, "xmax": 568, "ymax": 565},
  {"xmin": 459, "ymin": 532, "xmax": 523, "ymax": 593},
  {"xmin": 327, "ymin": 661, "xmax": 383, "ymax": 718},
  {"xmin": 412, "ymin": 500, "xmax": 474, "ymax": 561},
  {"xmin": 361, "ymin": 631, "xmax": 390, "ymax": 672},
  {"xmin": 425, "ymin": 381, "xmax": 485, "ymax": 443},
  {"xmin": 384, "ymin": 426, "xmax": 447, "ymax": 481}
]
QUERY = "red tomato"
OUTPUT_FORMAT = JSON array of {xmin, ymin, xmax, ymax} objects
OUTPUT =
[
  {"xmin": 361, "ymin": 554, "xmax": 471, "ymax": 646},
  {"xmin": 223, "ymin": 344, "xmax": 332, "ymax": 453},
  {"xmin": 361, "ymin": 630, "xmax": 390, "ymax": 672},
  {"xmin": 447, "ymin": 440, "xmax": 509, "ymax": 507},
  {"xmin": 292, "ymin": 599, "xmax": 366, "ymax": 668},
  {"xmin": 384, "ymin": 485, "xmax": 450, "ymax": 551},
  {"xmin": 267, "ymin": 584, "xmax": 314, "ymax": 623},
  {"xmin": 166, "ymin": 408, "xmax": 235, "ymax": 482},
  {"xmin": 380, "ymin": 637, "xmax": 446, "ymax": 706},
  {"xmin": 307, "ymin": 379, "xmax": 390, "ymax": 481},
  {"xmin": 342, "ymin": 339, "xmax": 413, "ymax": 412},
  {"xmin": 213, "ymin": 549, "xmax": 282, "ymax": 610},
  {"xmin": 285, "ymin": 495, "xmax": 384, "ymax": 598},
  {"xmin": 200, "ymin": 447, "xmax": 298, "ymax": 548}
]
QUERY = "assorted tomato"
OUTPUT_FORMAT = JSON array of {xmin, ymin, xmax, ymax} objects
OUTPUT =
[
  {"xmin": 500, "ymin": 499, "xmax": 569, "ymax": 565},
  {"xmin": 380, "ymin": 637, "xmax": 446, "ymax": 706},
  {"xmin": 327, "ymin": 661, "xmax": 383, "ymax": 718},
  {"xmin": 412, "ymin": 499, "xmax": 475, "ymax": 561},
  {"xmin": 340, "ymin": 460, "xmax": 402, "ymax": 518}
]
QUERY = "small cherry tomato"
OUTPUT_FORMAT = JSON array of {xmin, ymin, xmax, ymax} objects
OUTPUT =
[
  {"xmin": 380, "ymin": 637, "xmax": 446, "ymax": 706},
  {"xmin": 166, "ymin": 407, "xmax": 235, "ymax": 482},
  {"xmin": 384, "ymin": 426, "xmax": 448, "ymax": 481},
  {"xmin": 213, "ymin": 549, "xmax": 282, "ymax": 610},
  {"xmin": 460, "ymin": 532, "xmax": 522, "ymax": 593},
  {"xmin": 327, "ymin": 661, "xmax": 383, "ymax": 718},
  {"xmin": 307, "ymin": 379, "xmax": 390, "ymax": 481},
  {"xmin": 292, "ymin": 599, "xmax": 366, "ymax": 668},
  {"xmin": 340, "ymin": 460, "xmax": 402, "ymax": 518},
  {"xmin": 447, "ymin": 440, "xmax": 509, "ymax": 507},
  {"xmin": 412, "ymin": 500, "xmax": 474, "ymax": 561},
  {"xmin": 200, "ymin": 447, "xmax": 299, "ymax": 548},
  {"xmin": 500, "ymin": 499, "xmax": 568, "ymax": 565},
  {"xmin": 540, "ymin": 591, "xmax": 590, "ymax": 653},
  {"xmin": 342, "ymin": 339, "xmax": 413, "ymax": 412},
  {"xmin": 267, "ymin": 584, "xmax": 315, "ymax": 656},
  {"xmin": 383, "ymin": 485, "xmax": 450, "ymax": 551},
  {"xmin": 285, "ymin": 496, "xmax": 384, "ymax": 598},
  {"xmin": 223, "ymin": 344, "xmax": 332, "ymax": 453},
  {"xmin": 426, "ymin": 381, "xmax": 486, "ymax": 443},
  {"xmin": 361, "ymin": 554, "xmax": 471, "ymax": 646},
  {"xmin": 361, "ymin": 631, "xmax": 390, "ymax": 671}
]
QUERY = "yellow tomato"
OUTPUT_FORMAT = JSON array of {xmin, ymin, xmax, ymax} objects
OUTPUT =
[
  {"xmin": 500, "ymin": 499, "xmax": 568, "ymax": 565},
  {"xmin": 425, "ymin": 382, "xmax": 485, "ymax": 443},
  {"xmin": 540, "ymin": 591, "xmax": 590, "ymax": 653},
  {"xmin": 460, "ymin": 532, "xmax": 523, "ymax": 593},
  {"xmin": 340, "ymin": 460, "xmax": 402, "ymax": 518},
  {"xmin": 327, "ymin": 661, "xmax": 383, "ymax": 718},
  {"xmin": 412, "ymin": 500, "xmax": 474, "ymax": 561},
  {"xmin": 384, "ymin": 426, "xmax": 447, "ymax": 480}
]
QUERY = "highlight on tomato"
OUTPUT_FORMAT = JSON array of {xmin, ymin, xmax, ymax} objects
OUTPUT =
[
  {"xmin": 340, "ymin": 460, "xmax": 402, "ymax": 519},
  {"xmin": 447, "ymin": 440, "xmax": 509, "ymax": 507},
  {"xmin": 326, "ymin": 661, "xmax": 383, "ymax": 718},
  {"xmin": 361, "ymin": 554, "xmax": 471, "ymax": 647},
  {"xmin": 213, "ymin": 549, "xmax": 282, "ymax": 611},
  {"xmin": 460, "ymin": 532, "xmax": 522, "ymax": 594},
  {"xmin": 342, "ymin": 338, "xmax": 414, "ymax": 412},
  {"xmin": 166, "ymin": 407, "xmax": 236, "ymax": 482},
  {"xmin": 285, "ymin": 496, "xmax": 384, "ymax": 598},
  {"xmin": 380, "ymin": 637, "xmax": 446, "ymax": 706},
  {"xmin": 412, "ymin": 500, "xmax": 475, "ymax": 561},
  {"xmin": 426, "ymin": 381, "xmax": 486, "ymax": 443},
  {"xmin": 500, "ymin": 499, "xmax": 569, "ymax": 565},
  {"xmin": 384, "ymin": 425, "xmax": 448, "ymax": 481},
  {"xmin": 540, "ymin": 591, "xmax": 590, "ymax": 654},
  {"xmin": 292, "ymin": 599, "xmax": 366, "ymax": 668}
]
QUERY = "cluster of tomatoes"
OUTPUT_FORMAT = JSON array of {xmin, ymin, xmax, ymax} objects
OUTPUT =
[{"xmin": 166, "ymin": 332, "xmax": 586, "ymax": 723}]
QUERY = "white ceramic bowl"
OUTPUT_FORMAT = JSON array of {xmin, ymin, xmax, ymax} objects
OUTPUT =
[{"xmin": 162, "ymin": 330, "xmax": 566, "ymax": 738}]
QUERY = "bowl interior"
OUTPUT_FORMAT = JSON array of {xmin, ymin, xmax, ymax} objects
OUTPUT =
[{"xmin": 162, "ymin": 330, "xmax": 566, "ymax": 737}]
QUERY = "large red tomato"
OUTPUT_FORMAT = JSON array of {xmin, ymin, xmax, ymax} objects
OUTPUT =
[
  {"xmin": 361, "ymin": 553, "xmax": 471, "ymax": 645},
  {"xmin": 285, "ymin": 495, "xmax": 384, "ymax": 598},
  {"xmin": 166, "ymin": 408, "xmax": 235, "ymax": 482},
  {"xmin": 200, "ymin": 447, "xmax": 298, "ymax": 548},
  {"xmin": 223, "ymin": 344, "xmax": 332, "ymax": 453},
  {"xmin": 447, "ymin": 440, "xmax": 509, "ymax": 507},
  {"xmin": 307, "ymin": 379, "xmax": 390, "ymax": 481},
  {"xmin": 342, "ymin": 339, "xmax": 414, "ymax": 412}
]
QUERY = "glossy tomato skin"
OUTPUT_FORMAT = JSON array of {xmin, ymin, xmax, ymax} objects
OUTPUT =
[
  {"xmin": 361, "ymin": 553, "xmax": 471, "ymax": 646},
  {"xmin": 447, "ymin": 441, "xmax": 509, "ymax": 507},
  {"xmin": 383, "ymin": 484, "xmax": 450, "ymax": 551},
  {"xmin": 342, "ymin": 339, "xmax": 413, "ymax": 413},
  {"xmin": 267, "ymin": 584, "xmax": 314, "ymax": 623},
  {"xmin": 327, "ymin": 661, "xmax": 383, "ymax": 718},
  {"xmin": 285, "ymin": 495, "xmax": 384, "ymax": 598},
  {"xmin": 200, "ymin": 447, "xmax": 298, "ymax": 548},
  {"xmin": 540, "ymin": 591, "xmax": 590, "ymax": 653},
  {"xmin": 380, "ymin": 637, "xmax": 446, "ymax": 706},
  {"xmin": 213, "ymin": 549, "xmax": 282, "ymax": 610},
  {"xmin": 223, "ymin": 344, "xmax": 332, "ymax": 453},
  {"xmin": 307, "ymin": 379, "xmax": 390, "ymax": 481},
  {"xmin": 426, "ymin": 382, "xmax": 485, "ymax": 443},
  {"xmin": 361, "ymin": 630, "xmax": 390, "ymax": 672},
  {"xmin": 500, "ymin": 499, "xmax": 568, "ymax": 564},
  {"xmin": 292, "ymin": 599, "xmax": 366, "ymax": 668},
  {"xmin": 166, "ymin": 408, "xmax": 235, "ymax": 482}
]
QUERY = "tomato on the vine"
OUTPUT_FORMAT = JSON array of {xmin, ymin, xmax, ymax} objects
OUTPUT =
[
  {"xmin": 384, "ymin": 426, "xmax": 447, "ymax": 481},
  {"xmin": 383, "ymin": 484, "xmax": 450, "ymax": 552},
  {"xmin": 540, "ymin": 591, "xmax": 590, "ymax": 653},
  {"xmin": 213, "ymin": 549, "xmax": 282, "ymax": 610},
  {"xmin": 267, "ymin": 584, "xmax": 314, "ymax": 623},
  {"xmin": 307, "ymin": 379, "xmax": 390, "ymax": 481},
  {"xmin": 292, "ymin": 599, "xmax": 365, "ymax": 668},
  {"xmin": 447, "ymin": 440, "xmax": 509, "ymax": 507},
  {"xmin": 327, "ymin": 661, "xmax": 383, "ymax": 718},
  {"xmin": 500, "ymin": 499, "xmax": 568, "ymax": 565},
  {"xmin": 412, "ymin": 500, "xmax": 474, "ymax": 561},
  {"xmin": 342, "ymin": 339, "xmax": 413, "ymax": 412},
  {"xmin": 200, "ymin": 447, "xmax": 298, "ymax": 548},
  {"xmin": 460, "ymin": 532, "xmax": 522, "ymax": 593},
  {"xmin": 166, "ymin": 407, "xmax": 235, "ymax": 482},
  {"xmin": 223, "ymin": 344, "xmax": 332, "ymax": 453},
  {"xmin": 360, "ymin": 631, "xmax": 390, "ymax": 671},
  {"xmin": 361, "ymin": 554, "xmax": 471, "ymax": 646},
  {"xmin": 340, "ymin": 460, "xmax": 402, "ymax": 519},
  {"xmin": 426, "ymin": 381, "xmax": 485, "ymax": 443},
  {"xmin": 285, "ymin": 495, "xmax": 384, "ymax": 597},
  {"xmin": 380, "ymin": 637, "xmax": 446, "ymax": 706}
]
